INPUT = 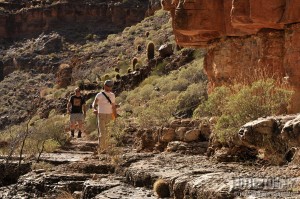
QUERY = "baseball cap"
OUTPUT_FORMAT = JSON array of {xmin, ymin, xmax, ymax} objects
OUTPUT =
[{"xmin": 104, "ymin": 80, "xmax": 114, "ymax": 87}]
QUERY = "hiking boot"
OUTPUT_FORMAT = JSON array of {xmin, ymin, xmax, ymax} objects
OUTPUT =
[
  {"xmin": 71, "ymin": 130, "xmax": 75, "ymax": 137},
  {"xmin": 77, "ymin": 131, "xmax": 82, "ymax": 138}
]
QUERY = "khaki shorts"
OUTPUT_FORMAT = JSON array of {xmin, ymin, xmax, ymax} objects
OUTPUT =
[{"xmin": 70, "ymin": 113, "xmax": 84, "ymax": 123}]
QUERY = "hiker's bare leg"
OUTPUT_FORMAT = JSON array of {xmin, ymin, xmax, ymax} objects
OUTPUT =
[
  {"xmin": 70, "ymin": 121, "xmax": 76, "ymax": 137},
  {"xmin": 77, "ymin": 120, "xmax": 84, "ymax": 138}
]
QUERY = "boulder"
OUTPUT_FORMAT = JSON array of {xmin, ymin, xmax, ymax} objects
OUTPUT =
[
  {"xmin": 281, "ymin": 114, "xmax": 300, "ymax": 147},
  {"xmin": 56, "ymin": 63, "xmax": 72, "ymax": 88},
  {"xmin": 175, "ymin": 127, "xmax": 187, "ymax": 141},
  {"xmin": 237, "ymin": 115, "xmax": 300, "ymax": 165},
  {"xmin": 158, "ymin": 44, "xmax": 173, "ymax": 58},
  {"xmin": 160, "ymin": 127, "xmax": 175, "ymax": 143},
  {"xmin": 184, "ymin": 129, "xmax": 200, "ymax": 142}
]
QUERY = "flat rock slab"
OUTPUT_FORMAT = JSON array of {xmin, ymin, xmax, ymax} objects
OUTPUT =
[
  {"xmin": 124, "ymin": 152, "xmax": 300, "ymax": 199},
  {"xmin": 94, "ymin": 185, "xmax": 157, "ymax": 199},
  {"xmin": 39, "ymin": 151, "xmax": 93, "ymax": 164}
]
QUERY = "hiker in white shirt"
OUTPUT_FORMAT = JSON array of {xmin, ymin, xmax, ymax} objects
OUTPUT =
[{"xmin": 92, "ymin": 80, "xmax": 117, "ymax": 153}]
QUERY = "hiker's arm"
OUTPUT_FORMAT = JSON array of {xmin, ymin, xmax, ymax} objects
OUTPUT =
[
  {"xmin": 82, "ymin": 104, "xmax": 86, "ymax": 117},
  {"xmin": 92, "ymin": 98, "xmax": 98, "ymax": 114},
  {"xmin": 67, "ymin": 101, "xmax": 71, "ymax": 114}
]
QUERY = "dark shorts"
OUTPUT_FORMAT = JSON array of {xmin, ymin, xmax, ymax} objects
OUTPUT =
[{"xmin": 70, "ymin": 113, "xmax": 84, "ymax": 123}]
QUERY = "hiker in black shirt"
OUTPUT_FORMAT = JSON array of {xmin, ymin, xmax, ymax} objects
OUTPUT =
[{"xmin": 67, "ymin": 87, "xmax": 86, "ymax": 138}]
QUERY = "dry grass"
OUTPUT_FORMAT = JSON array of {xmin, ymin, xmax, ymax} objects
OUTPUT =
[{"xmin": 56, "ymin": 191, "xmax": 74, "ymax": 199}]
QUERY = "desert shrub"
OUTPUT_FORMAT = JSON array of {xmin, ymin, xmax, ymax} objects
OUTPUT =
[
  {"xmin": 53, "ymin": 88, "xmax": 67, "ymax": 99},
  {"xmin": 117, "ymin": 55, "xmax": 207, "ymax": 127},
  {"xmin": 134, "ymin": 63, "xmax": 141, "ymax": 70},
  {"xmin": 139, "ymin": 84, "xmax": 155, "ymax": 102},
  {"xmin": 194, "ymin": 79, "xmax": 293, "ymax": 144},
  {"xmin": 139, "ymin": 75, "xmax": 160, "ymax": 87},
  {"xmin": 116, "ymin": 60, "xmax": 130, "ymax": 74},
  {"xmin": 136, "ymin": 92, "xmax": 178, "ymax": 128},
  {"xmin": 56, "ymin": 191, "xmax": 74, "ymax": 199},
  {"xmin": 85, "ymin": 109, "xmax": 98, "ymax": 140},
  {"xmin": 178, "ymin": 58, "xmax": 207, "ymax": 83},
  {"xmin": 107, "ymin": 118, "xmax": 127, "ymax": 147},
  {"xmin": 134, "ymin": 37, "xmax": 144, "ymax": 48},
  {"xmin": 33, "ymin": 115, "xmax": 68, "ymax": 146},
  {"xmin": 151, "ymin": 60, "xmax": 168, "ymax": 76},
  {"xmin": 176, "ymin": 83, "xmax": 207, "ymax": 117},
  {"xmin": 0, "ymin": 124, "xmax": 25, "ymax": 157},
  {"xmin": 0, "ymin": 114, "xmax": 67, "ymax": 161},
  {"xmin": 193, "ymin": 86, "xmax": 231, "ymax": 117},
  {"xmin": 157, "ymin": 76, "xmax": 189, "ymax": 93},
  {"xmin": 25, "ymin": 132, "xmax": 60, "ymax": 160},
  {"xmin": 116, "ymin": 91, "xmax": 128, "ymax": 105}
]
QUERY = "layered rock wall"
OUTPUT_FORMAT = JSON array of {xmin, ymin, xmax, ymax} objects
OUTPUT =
[
  {"xmin": 162, "ymin": 0, "xmax": 300, "ymax": 113},
  {"xmin": 0, "ymin": 0, "xmax": 151, "ymax": 39}
]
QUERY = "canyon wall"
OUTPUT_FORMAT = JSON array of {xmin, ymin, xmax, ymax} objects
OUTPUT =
[
  {"xmin": 0, "ymin": 0, "xmax": 153, "ymax": 39},
  {"xmin": 162, "ymin": 0, "xmax": 300, "ymax": 113}
]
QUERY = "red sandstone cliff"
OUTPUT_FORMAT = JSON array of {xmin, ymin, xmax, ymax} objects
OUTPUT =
[{"xmin": 162, "ymin": 0, "xmax": 300, "ymax": 113}]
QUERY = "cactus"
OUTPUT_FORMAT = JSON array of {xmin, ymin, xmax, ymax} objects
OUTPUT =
[
  {"xmin": 132, "ymin": 57, "xmax": 138, "ymax": 70},
  {"xmin": 116, "ymin": 74, "xmax": 121, "ymax": 80},
  {"xmin": 145, "ymin": 31, "xmax": 150, "ymax": 37},
  {"xmin": 147, "ymin": 42, "xmax": 155, "ymax": 60},
  {"xmin": 114, "ymin": 67, "xmax": 120, "ymax": 73},
  {"xmin": 102, "ymin": 74, "xmax": 110, "ymax": 81},
  {"xmin": 153, "ymin": 179, "xmax": 170, "ymax": 198},
  {"xmin": 137, "ymin": 45, "xmax": 142, "ymax": 52}
]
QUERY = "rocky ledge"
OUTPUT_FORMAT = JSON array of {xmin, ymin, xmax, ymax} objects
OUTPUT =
[{"xmin": 1, "ymin": 115, "xmax": 300, "ymax": 198}]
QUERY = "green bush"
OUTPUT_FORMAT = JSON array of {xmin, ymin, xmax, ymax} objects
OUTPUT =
[
  {"xmin": 107, "ymin": 118, "xmax": 127, "ymax": 147},
  {"xmin": 176, "ymin": 83, "xmax": 207, "ymax": 116},
  {"xmin": 193, "ymin": 86, "xmax": 231, "ymax": 117},
  {"xmin": 116, "ymin": 55, "xmax": 207, "ymax": 128},
  {"xmin": 0, "ymin": 115, "xmax": 68, "ymax": 160},
  {"xmin": 85, "ymin": 109, "xmax": 98, "ymax": 140},
  {"xmin": 33, "ymin": 115, "xmax": 68, "ymax": 146},
  {"xmin": 194, "ymin": 79, "xmax": 293, "ymax": 144},
  {"xmin": 137, "ymin": 95, "xmax": 177, "ymax": 128}
]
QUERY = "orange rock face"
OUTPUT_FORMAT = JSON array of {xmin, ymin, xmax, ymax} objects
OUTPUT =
[{"xmin": 162, "ymin": 0, "xmax": 300, "ymax": 113}]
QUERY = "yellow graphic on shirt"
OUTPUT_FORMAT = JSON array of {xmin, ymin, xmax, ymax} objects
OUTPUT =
[{"xmin": 73, "ymin": 98, "xmax": 81, "ymax": 106}]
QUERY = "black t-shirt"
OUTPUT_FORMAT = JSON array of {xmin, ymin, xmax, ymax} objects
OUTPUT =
[{"xmin": 69, "ymin": 95, "xmax": 85, "ymax": 113}]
